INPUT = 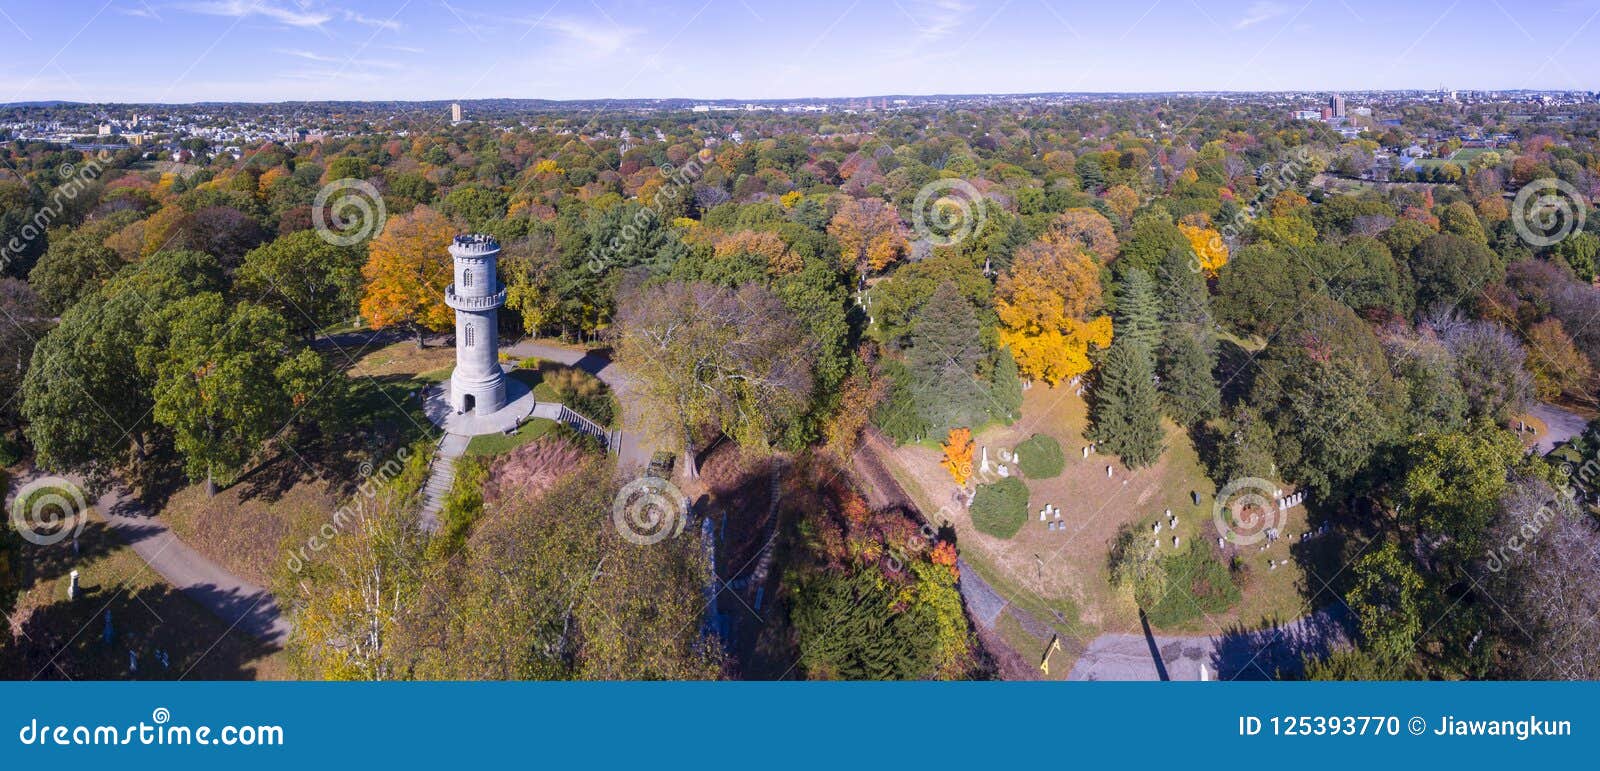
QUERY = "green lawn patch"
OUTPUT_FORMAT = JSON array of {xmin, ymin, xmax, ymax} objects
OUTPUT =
[
  {"xmin": 465, "ymin": 418, "xmax": 556, "ymax": 458},
  {"xmin": 1014, "ymin": 434, "xmax": 1064, "ymax": 479},
  {"xmin": 970, "ymin": 476, "xmax": 1030, "ymax": 539}
]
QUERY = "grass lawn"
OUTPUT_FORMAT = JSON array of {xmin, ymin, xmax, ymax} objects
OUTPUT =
[
  {"xmin": 1446, "ymin": 147, "xmax": 1493, "ymax": 162},
  {"xmin": 465, "ymin": 418, "xmax": 557, "ymax": 457},
  {"xmin": 508, "ymin": 367, "xmax": 562, "ymax": 402},
  {"xmin": 4, "ymin": 499, "xmax": 286, "ymax": 680}
]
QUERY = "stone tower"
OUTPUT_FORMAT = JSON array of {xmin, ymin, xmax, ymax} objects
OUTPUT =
[{"xmin": 446, "ymin": 234, "xmax": 507, "ymax": 414}]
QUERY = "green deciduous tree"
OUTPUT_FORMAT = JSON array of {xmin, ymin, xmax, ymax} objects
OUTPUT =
[
  {"xmin": 237, "ymin": 230, "xmax": 365, "ymax": 341},
  {"xmin": 151, "ymin": 294, "xmax": 335, "ymax": 495}
]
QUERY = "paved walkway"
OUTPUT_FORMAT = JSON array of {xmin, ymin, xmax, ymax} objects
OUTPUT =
[
  {"xmin": 1530, "ymin": 401, "xmax": 1590, "ymax": 454},
  {"xmin": 5, "ymin": 469, "xmax": 289, "ymax": 646},
  {"xmin": 503, "ymin": 340, "xmax": 650, "ymax": 472},
  {"xmin": 418, "ymin": 433, "xmax": 469, "ymax": 531},
  {"xmin": 1066, "ymin": 606, "xmax": 1349, "ymax": 681}
]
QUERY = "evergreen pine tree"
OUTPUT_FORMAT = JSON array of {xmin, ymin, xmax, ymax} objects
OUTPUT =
[
  {"xmin": 1114, "ymin": 267, "xmax": 1162, "ymax": 351},
  {"xmin": 1156, "ymin": 249, "xmax": 1221, "ymax": 425},
  {"xmin": 1091, "ymin": 336, "xmax": 1165, "ymax": 468},
  {"xmin": 986, "ymin": 345, "xmax": 1023, "ymax": 424},
  {"xmin": 907, "ymin": 281, "xmax": 989, "ymax": 433},
  {"xmin": 1091, "ymin": 267, "xmax": 1165, "ymax": 467}
]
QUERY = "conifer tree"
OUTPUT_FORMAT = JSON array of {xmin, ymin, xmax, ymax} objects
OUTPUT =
[
  {"xmin": 907, "ymin": 281, "xmax": 990, "ymax": 433},
  {"xmin": 1090, "ymin": 336, "xmax": 1165, "ymax": 468},
  {"xmin": 1091, "ymin": 267, "xmax": 1166, "ymax": 467},
  {"xmin": 1114, "ymin": 267, "xmax": 1162, "ymax": 352},
  {"xmin": 1156, "ymin": 250, "xmax": 1220, "ymax": 425}
]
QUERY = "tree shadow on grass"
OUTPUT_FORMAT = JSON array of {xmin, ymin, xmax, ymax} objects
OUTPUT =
[
  {"xmin": 6, "ymin": 583, "xmax": 281, "ymax": 680},
  {"xmin": 14, "ymin": 519, "xmax": 128, "ymax": 589},
  {"xmin": 1208, "ymin": 605, "xmax": 1351, "ymax": 681}
]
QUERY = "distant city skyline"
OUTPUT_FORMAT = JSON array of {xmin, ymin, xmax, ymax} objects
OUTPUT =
[{"xmin": 0, "ymin": 0, "xmax": 1597, "ymax": 103}]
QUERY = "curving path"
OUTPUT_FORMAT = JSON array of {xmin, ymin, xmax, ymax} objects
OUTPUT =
[
  {"xmin": 5, "ymin": 468, "xmax": 290, "ymax": 646},
  {"xmin": 1530, "ymin": 401, "xmax": 1590, "ymax": 455}
]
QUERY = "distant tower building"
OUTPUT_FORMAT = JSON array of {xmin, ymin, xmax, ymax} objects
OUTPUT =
[
  {"xmin": 450, "ymin": 102, "xmax": 463, "ymax": 123},
  {"xmin": 445, "ymin": 234, "xmax": 507, "ymax": 414},
  {"xmin": 1330, "ymin": 94, "xmax": 1346, "ymax": 118}
]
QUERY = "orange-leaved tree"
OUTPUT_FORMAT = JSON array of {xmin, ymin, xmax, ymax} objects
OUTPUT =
[
  {"xmin": 1048, "ymin": 207, "xmax": 1119, "ymax": 263},
  {"xmin": 827, "ymin": 196, "xmax": 908, "ymax": 280},
  {"xmin": 941, "ymin": 427, "xmax": 974, "ymax": 487},
  {"xmin": 359, "ymin": 205, "xmax": 457, "ymax": 348},
  {"xmin": 995, "ymin": 232, "xmax": 1113, "ymax": 385}
]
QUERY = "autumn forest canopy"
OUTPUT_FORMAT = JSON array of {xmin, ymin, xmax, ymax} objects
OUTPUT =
[{"xmin": 4, "ymin": 93, "xmax": 1600, "ymax": 682}]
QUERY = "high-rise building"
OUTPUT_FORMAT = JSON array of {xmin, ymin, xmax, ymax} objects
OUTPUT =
[
  {"xmin": 445, "ymin": 234, "xmax": 507, "ymax": 414},
  {"xmin": 1330, "ymin": 94, "xmax": 1346, "ymax": 118},
  {"xmin": 450, "ymin": 102, "xmax": 463, "ymax": 123}
]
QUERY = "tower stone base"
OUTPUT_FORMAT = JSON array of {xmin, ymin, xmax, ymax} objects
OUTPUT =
[{"xmin": 449, "ymin": 367, "xmax": 506, "ymax": 415}]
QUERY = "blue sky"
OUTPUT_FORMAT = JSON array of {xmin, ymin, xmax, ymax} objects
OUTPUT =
[{"xmin": 0, "ymin": 0, "xmax": 1597, "ymax": 103}]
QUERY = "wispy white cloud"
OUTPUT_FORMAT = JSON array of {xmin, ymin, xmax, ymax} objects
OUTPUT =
[
  {"xmin": 182, "ymin": 1, "xmax": 399, "ymax": 31},
  {"xmin": 342, "ymin": 8, "xmax": 401, "ymax": 31},
  {"xmin": 908, "ymin": 0, "xmax": 974, "ymax": 42},
  {"xmin": 182, "ymin": 0, "xmax": 332, "ymax": 28},
  {"xmin": 539, "ymin": 16, "xmax": 642, "ymax": 55},
  {"xmin": 1233, "ymin": 0, "xmax": 1288, "ymax": 29},
  {"xmin": 276, "ymin": 48, "xmax": 402, "ymax": 69},
  {"xmin": 275, "ymin": 48, "xmax": 340, "ymax": 62}
]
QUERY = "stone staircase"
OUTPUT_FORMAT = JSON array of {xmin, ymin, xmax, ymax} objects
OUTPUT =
[{"xmin": 419, "ymin": 433, "xmax": 469, "ymax": 531}]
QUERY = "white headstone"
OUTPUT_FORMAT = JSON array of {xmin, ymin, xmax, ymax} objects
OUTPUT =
[{"xmin": 68, "ymin": 569, "xmax": 80, "ymax": 600}]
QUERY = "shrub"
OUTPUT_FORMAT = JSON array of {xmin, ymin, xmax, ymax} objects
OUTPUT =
[
  {"xmin": 1144, "ymin": 541, "xmax": 1241, "ymax": 627},
  {"xmin": 970, "ymin": 477, "xmax": 1029, "ymax": 538},
  {"xmin": 546, "ymin": 367, "xmax": 615, "ymax": 426},
  {"xmin": 0, "ymin": 435, "xmax": 23, "ymax": 468},
  {"xmin": 1014, "ymin": 433, "xmax": 1064, "ymax": 479}
]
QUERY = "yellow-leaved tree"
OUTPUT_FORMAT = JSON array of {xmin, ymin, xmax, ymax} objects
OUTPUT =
[
  {"xmin": 995, "ymin": 232, "xmax": 1113, "ymax": 385},
  {"xmin": 359, "ymin": 205, "xmax": 457, "ymax": 348},
  {"xmin": 1178, "ymin": 221, "xmax": 1229, "ymax": 276},
  {"xmin": 941, "ymin": 427, "xmax": 974, "ymax": 486}
]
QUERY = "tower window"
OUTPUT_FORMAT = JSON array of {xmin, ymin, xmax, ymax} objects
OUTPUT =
[
  {"xmin": 464, "ymin": 323, "xmax": 475, "ymax": 348},
  {"xmin": 462, "ymin": 268, "xmax": 474, "ymax": 288}
]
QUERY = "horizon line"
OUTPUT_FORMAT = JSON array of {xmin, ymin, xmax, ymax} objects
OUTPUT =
[{"xmin": 3, "ymin": 87, "xmax": 1595, "ymax": 109}]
